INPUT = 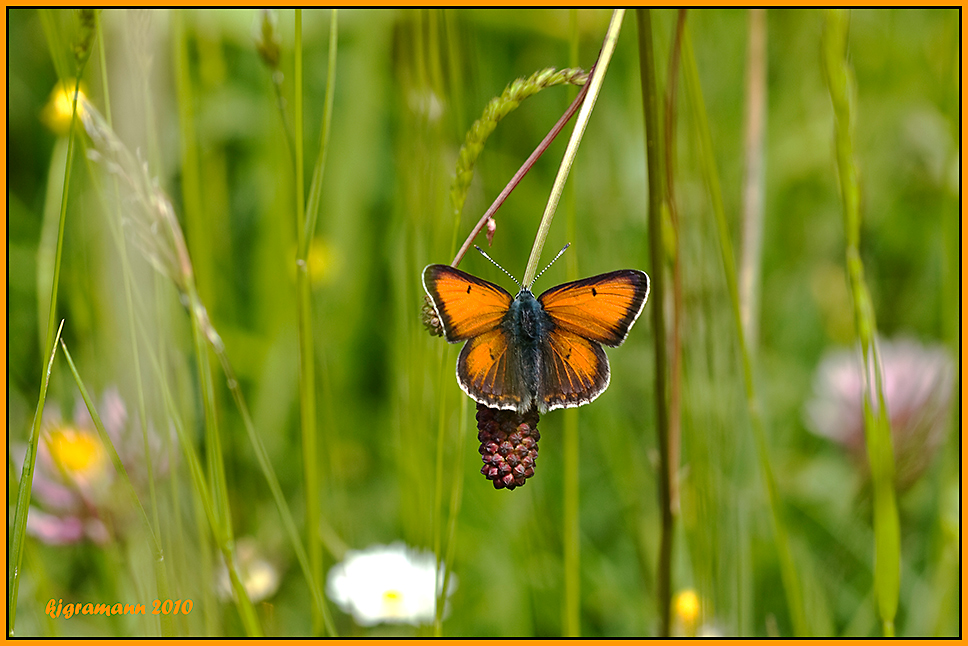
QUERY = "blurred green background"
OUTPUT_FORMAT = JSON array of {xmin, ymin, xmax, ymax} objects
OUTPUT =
[{"xmin": 7, "ymin": 8, "xmax": 959, "ymax": 637}]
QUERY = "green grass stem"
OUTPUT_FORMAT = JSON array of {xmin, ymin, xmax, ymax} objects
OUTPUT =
[
  {"xmin": 79, "ymin": 82, "xmax": 332, "ymax": 634},
  {"xmin": 291, "ymin": 10, "xmax": 325, "ymax": 636},
  {"xmin": 9, "ymin": 17, "xmax": 91, "ymax": 624},
  {"xmin": 561, "ymin": 10, "xmax": 580, "ymax": 637},
  {"xmin": 681, "ymin": 24, "xmax": 807, "ymax": 637},
  {"xmin": 302, "ymin": 9, "xmax": 339, "ymax": 257},
  {"xmin": 186, "ymin": 288, "xmax": 263, "ymax": 637},
  {"xmin": 821, "ymin": 9, "xmax": 899, "ymax": 636},
  {"xmin": 207, "ymin": 325, "xmax": 336, "ymax": 636},
  {"xmin": 521, "ymin": 9, "xmax": 625, "ymax": 287},
  {"xmin": 660, "ymin": 8, "xmax": 688, "ymax": 638},
  {"xmin": 8, "ymin": 321, "xmax": 63, "ymax": 635},
  {"xmin": 134, "ymin": 311, "xmax": 261, "ymax": 634},
  {"xmin": 171, "ymin": 11, "xmax": 211, "ymax": 305},
  {"xmin": 636, "ymin": 9, "xmax": 671, "ymax": 636}
]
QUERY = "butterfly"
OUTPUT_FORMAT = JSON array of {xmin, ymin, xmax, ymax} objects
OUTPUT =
[{"xmin": 422, "ymin": 251, "xmax": 649, "ymax": 413}]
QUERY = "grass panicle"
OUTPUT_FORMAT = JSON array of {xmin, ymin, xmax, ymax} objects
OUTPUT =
[
  {"xmin": 449, "ymin": 67, "xmax": 588, "ymax": 261},
  {"xmin": 80, "ymin": 88, "xmax": 332, "ymax": 635}
]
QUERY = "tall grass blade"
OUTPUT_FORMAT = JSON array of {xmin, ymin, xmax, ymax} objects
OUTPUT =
[
  {"xmin": 8, "ymin": 321, "xmax": 63, "ymax": 635},
  {"xmin": 635, "ymin": 8, "xmax": 672, "ymax": 636},
  {"xmin": 681, "ymin": 24, "xmax": 807, "ymax": 636},
  {"xmin": 291, "ymin": 10, "xmax": 324, "ymax": 636},
  {"xmin": 821, "ymin": 9, "xmax": 899, "ymax": 636},
  {"xmin": 10, "ymin": 18, "xmax": 91, "ymax": 627}
]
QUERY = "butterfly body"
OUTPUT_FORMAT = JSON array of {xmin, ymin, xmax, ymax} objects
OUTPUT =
[
  {"xmin": 423, "ymin": 264, "xmax": 649, "ymax": 413},
  {"xmin": 499, "ymin": 289, "xmax": 550, "ymax": 407}
]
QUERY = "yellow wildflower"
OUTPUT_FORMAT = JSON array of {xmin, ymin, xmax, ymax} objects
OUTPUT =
[{"xmin": 41, "ymin": 79, "xmax": 88, "ymax": 136}]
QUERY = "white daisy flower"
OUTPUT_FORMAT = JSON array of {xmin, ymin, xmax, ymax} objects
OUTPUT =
[{"xmin": 326, "ymin": 543, "xmax": 455, "ymax": 627}]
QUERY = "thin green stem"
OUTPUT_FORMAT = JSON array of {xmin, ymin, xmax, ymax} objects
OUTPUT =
[
  {"xmin": 135, "ymin": 312, "xmax": 274, "ymax": 636},
  {"xmin": 9, "ymin": 24, "xmax": 89, "ymax": 625},
  {"xmin": 522, "ymin": 9, "xmax": 624, "ymax": 287},
  {"xmin": 821, "ymin": 9, "xmax": 899, "ymax": 637},
  {"xmin": 8, "ymin": 321, "xmax": 64, "ymax": 635},
  {"xmin": 295, "ymin": 9, "xmax": 305, "ymax": 243},
  {"xmin": 186, "ymin": 286, "xmax": 262, "ymax": 637},
  {"xmin": 207, "ymin": 326, "xmax": 336, "ymax": 636},
  {"xmin": 257, "ymin": 10, "xmax": 296, "ymax": 169},
  {"xmin": 292, "ymin": 10, "xmax": 327, "ymax": 636},
  {"xmin": 681, "ymin": 25, "xmax": 807, "ymax": 636},
  {"xmin": 169, "ymin": 23, "xmax": 243, "ymax": 627},
  {"xmin": 657, "ymin": 8, "xmax": 688, "ymax": 638},
  {"xmin": 42, "ymin": 82, "xmax": 79, "ymax": 360},
  {"xmin": 79, "ymin": 62, "xmax": 327, "ymax": 634},
  {"xmin": 635, "ymin": 8, "xmax": 672, "ymax": 637},
  {"xmin": 171, "ymin": 10, "xmax": 210, "ymax": 304},
  {"xmin": 59, "ymin": 337, "xmax": 166, "ymax": 571},
  {"xmin": 302, "ymin": 9, "xmax": 339, "ymax": 258},
  {"xmin": 561, "ymin": 8, "xmax": 581, "ymax": 638},
  {"xmin": 298, "ymin": 20, "xmax": 339, "ymax": 625}
]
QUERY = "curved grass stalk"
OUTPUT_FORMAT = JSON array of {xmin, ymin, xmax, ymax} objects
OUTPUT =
[
  {"xmin": 133, "ymin": 314, "xmax": 262, "ymax": 634},
  {"xmin": 681, "ymin": 24, "xmax": 808, "ymax": 637}
]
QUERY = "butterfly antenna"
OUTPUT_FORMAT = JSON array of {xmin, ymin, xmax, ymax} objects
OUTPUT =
[
  {"xmin": 528, "ymin": 243, "xmax": 571, "ymax": 289},
  {"xmin": 474, "ymin": 245, "xmax": 521, "ymax": 289}
]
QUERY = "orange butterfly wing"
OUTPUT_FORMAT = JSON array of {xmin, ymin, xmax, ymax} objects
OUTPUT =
[
  {"xmin": 457, "ymin": 328, "xmax": 528, "ymax": 411},
  {"xmin": 424, "ymin": 265, "xmax": 650, "ymax": 413},
  {"xmin": 539, "ymin": 327, "xmax": 609, "ymax": 411},
  {"xmin": 536, "ymin": 270, "xmax": 649, "ymax": 411},
  {"xmin": 423, "ymin": 264, "xmax": 528, "ymax": 410},
  {"xmin": 422, "ymin": 265, "xmax": 513, "ymax": 342},
  {"xmin": 538, "ymin": 270, "xmax": 650, "ymax": 347}
]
